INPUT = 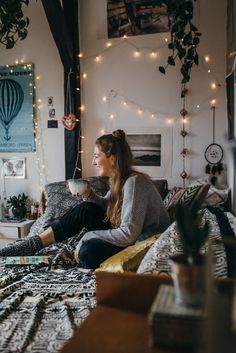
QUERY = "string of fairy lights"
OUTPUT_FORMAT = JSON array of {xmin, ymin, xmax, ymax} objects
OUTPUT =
[
  {"xmin": 0, "ymin": 61, "xmax": 46, "ymax": 196},
  {"xmin": 78, "ymin": 36, "xmax": 223, "ymax": 185},
  {"xmin": 1, "ymin": 36, "xmax": 223, "ymax": 194},
  {"xmin": 79, "ymin": 37, "xmax": 222, "ymax": 120}
]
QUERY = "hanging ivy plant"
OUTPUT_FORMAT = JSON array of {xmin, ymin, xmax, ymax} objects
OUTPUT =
[
  {"xmin": 158, "ymin": 0, "xmax": 201, "ymax": 84},
  {"xmin": 0, "ymin": 0, "xmax": 31, "ymax": 49}
]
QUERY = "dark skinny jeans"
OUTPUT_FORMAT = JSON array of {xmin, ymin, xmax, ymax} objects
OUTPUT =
[{"xmin": 51, "ymin": 201, "xmax": 124, "ymax": 269}]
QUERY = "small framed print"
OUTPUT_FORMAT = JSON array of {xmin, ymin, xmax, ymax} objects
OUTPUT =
[
  {"xmin": 1, "ymin": 157, "xmax": 26, "ymax": 179},
  {"xmin": 49, "ymin": 108, "xmax": 56, "ymax": 118},
  {"xmin": 47, "ymin": 96, "xmax": 54, "ymax": 106}
]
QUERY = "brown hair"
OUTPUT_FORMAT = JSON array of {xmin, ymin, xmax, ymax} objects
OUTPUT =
[{"xmin": 96, "ymin": 129, "xmax": 139, "ymax": 227}]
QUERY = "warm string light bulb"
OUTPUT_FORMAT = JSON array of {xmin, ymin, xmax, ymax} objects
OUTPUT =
[
  {"xmin": 106, "ymin": 42, "xmax": 112, "ymax": 48},
  {"xmin": 102, "ymin": 96, "xmax": 107, "ymax": 102},
  {"xmin": 210, "ymin": 99, "xmax": 216, "ymax": 106},
  {"xmin": 150, "ymin": 51, "xmax": 158, "ymax": 58},
  {"xmin": 138, "ymin": 108, "xmax": 143, "ymax": 115},
  {"xmin": 167, "ymin": 118, "xmax": 173, "ymax": 125},
  {"xmin": 95, "ymin": 55, "xmax": 102, "ymax": 63},
  {"xmin": 205, "ymin": 55, "xmax": 210, "ymax": 62},
  {"xmin": 78, "ymin": 53, "xmax": 83, "ymax": 58},
  {"xmin": 134, "ymin": 50, "xmax": 141, "ymax": 57},
  {"xmin": 109, "ymin": 114, "xmax": 114, "ymax": 119},
  {"xmin": 82, "ymin": 73, "xmax": 87, "ymax": 79},
  {"xmin": 211, "ymin": 82, "xmax": 217, "ymax": 89}
]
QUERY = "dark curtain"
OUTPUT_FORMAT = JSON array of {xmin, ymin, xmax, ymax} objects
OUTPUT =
[
  {"xmin": 226, "ymin": 73, "xmax": 234, "ymax": 140},
  {"xmin": 41, "ymin": 0, "xmax": 82, "ymax": 179},
  {"xmin": 226, "ymin": 0, "xmax": 236, "ymax": 141}
]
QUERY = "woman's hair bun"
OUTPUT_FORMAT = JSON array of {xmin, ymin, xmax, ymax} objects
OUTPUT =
[{"xmin": 112, "ymin": 129, "xmax": 126, "ymax": 141}]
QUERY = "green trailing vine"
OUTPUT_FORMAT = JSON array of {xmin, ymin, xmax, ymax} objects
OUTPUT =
[
  {"xmin": 0, "ymin": 0, "xmax": 31, "ymax": 49},
  {"xmin": 0, "ymin": 0, "xmax": 201, "ymax": 84},
  {"xmin": 158, "ymin": 0, "xmax": 201, "ymax": 83}
]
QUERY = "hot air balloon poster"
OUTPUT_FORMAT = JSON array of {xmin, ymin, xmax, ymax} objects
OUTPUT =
[{"xmin": 0, "ymin": 63, "xmax": 35, "ymax": 152}]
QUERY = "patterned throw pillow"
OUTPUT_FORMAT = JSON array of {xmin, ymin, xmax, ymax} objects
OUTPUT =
[
  {"xmin": 137, "ymin": 208, "xmax": 228, "ymax": 278},
  {"xmin": 163, "ymin": 184, "xmax": 210, "ymax": 221},
  {"xmin": 26, "ymin": 177, "xmax": 109, "ymax": 238},
  {"xmin": 43, "ymin": 176, "xmax": 109, "ymax": 225},
  {"xmin": 188, "ymin": 180, "xmax": 229, "ymax": 208},
  {"xmin": 163, "ymin": 186, "xmax": 182, "ymax": 209}
]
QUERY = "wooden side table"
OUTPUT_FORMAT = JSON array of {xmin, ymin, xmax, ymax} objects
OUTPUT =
[
  {"xmin": 60, "ymin": 272, "xmax": 178, "ymax": 353},
  {"xmin": 0, "ymin": 219, "xmax": 35, "ymax": 248}
]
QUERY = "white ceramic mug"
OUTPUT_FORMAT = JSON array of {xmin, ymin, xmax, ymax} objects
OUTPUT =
[{"xmin": 67, "ymin": 179, "xmax": 88, "ymax": 196}]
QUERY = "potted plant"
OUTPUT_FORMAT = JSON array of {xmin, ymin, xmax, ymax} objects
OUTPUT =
[
  {"xmin": 7, "ymin": 193, "xmax": 28, "ymax": 219},
  {"xmin": 170, "ymin": 200, "xmax": 210, "ymax": 307},
  {"xmin": 158, "ymin": 0, "xmax": 201, "ymax": 84},
  {"xmin": 0, "ymin": 0, "xmax": 31, "ymax": 49}
]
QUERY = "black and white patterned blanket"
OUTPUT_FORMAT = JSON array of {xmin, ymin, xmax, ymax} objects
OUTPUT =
[{"xmin": 0, "ymin": 241, "xmax": 96, "ymax": 353}]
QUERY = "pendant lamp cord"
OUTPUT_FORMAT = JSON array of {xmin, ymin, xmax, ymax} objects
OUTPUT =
[{"xmin": 66, "ymin": 68, "xmax": 73, "ymax": 115}]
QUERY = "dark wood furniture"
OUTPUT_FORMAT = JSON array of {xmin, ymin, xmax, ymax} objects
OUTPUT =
[{"xmin": 60, "ymin": 272, "xmax": 190, "ymax": 353}]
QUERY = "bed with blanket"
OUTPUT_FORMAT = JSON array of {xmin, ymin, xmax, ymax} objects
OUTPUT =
[{"xmin": 0, "ymin": 177, "xmax": 235, "ymax": 353}]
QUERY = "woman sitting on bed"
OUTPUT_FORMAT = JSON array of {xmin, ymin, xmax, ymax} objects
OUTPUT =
[{"xmin": 0, "ymin": 129, "xmax": 170, "ymax": 269}]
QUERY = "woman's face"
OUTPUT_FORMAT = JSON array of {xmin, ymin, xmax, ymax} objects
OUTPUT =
[{"xmin": 92, "ymin": 145, "xmax": 115, "ymax": 177}]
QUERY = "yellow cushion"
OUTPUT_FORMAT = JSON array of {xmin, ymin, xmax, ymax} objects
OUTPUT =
[{"xmin": 96, "ymin": 234, "xmax": 160, "ymax": 273}]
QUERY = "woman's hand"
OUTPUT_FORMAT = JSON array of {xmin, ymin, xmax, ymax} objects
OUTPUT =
[{"xmin": 81, "ymin": 180, "xmax": 91, "ymax": 199}]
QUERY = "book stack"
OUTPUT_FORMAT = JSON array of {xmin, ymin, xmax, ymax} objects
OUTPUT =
[{"xmin": 148, "ymin": 285, "xmax": 205, "ymax": 349}]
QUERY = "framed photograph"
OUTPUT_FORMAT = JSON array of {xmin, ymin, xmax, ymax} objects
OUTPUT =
[
  {"xmin": 49, "ymin": 108, "xmax": 56, "ymax": 118},
  {"xmin": 107, "ymin": 0, "xmax": 171, "ymax": 39},
  {"xmin": 124, "ymin": 127, "xmax": 173, "ymax": 178},
  {"xmin": 126, "ymin": 134, "xmax": 161, "ymax": 166},
  {"xmin": 1, "ymin": 157, "xmax": 26, "ymax": 179}
]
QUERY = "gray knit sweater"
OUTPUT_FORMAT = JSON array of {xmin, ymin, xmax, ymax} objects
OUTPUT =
[{"xmin": 78, "ymin": 174, "xmax": 170, "ymax": 249}]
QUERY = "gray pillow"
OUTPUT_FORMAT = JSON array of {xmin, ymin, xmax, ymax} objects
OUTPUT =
[
  {"xmin": 43, "ymin": 176, "xmax": 109, "ymax": 225},
  {"xmin": 27, "ymin": 176, "xmax": 109, "ymax": 238}
]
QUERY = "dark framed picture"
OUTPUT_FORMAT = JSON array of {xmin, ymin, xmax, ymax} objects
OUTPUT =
[
  {"xmin": 107, "ymin": 0, "xmax": 171, "ymax": 38},
  {"xmin": 126, "ymin": 134, "xmax": 161, "ymax": 166}
]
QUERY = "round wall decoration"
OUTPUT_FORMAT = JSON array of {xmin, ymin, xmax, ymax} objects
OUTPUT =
[
  {"xmin": 204, "ymin": 143, "xmax": 223, "ymax": 165},
  {"xmin": 204, "ymin": 106, "xmax": 224, "ymax": 186}
]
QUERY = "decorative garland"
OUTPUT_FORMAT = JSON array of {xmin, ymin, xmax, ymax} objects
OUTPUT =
[{"xmin": 179, "ymin": 86, "xmax": 189, "ymax": 187}]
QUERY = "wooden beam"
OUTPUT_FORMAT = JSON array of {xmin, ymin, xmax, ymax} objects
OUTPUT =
[
  {"xmin": 41, "ymin": 0, "xmax": 81, "ymax": 179},
  {"xmin": 41, "ymin": 0, "xmax": 73, "ymax": 69}
]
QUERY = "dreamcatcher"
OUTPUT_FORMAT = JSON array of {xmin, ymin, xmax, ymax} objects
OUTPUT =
[{"xmin": 204, "ymin": 106, "xmax": 224, "ymax": 185}]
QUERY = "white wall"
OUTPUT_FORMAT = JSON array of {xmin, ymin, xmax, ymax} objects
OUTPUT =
[
  {"xmin": 0, "ymin": 0, "xmax": 228, "ymax": 203},
  {"xmin": 0, "ymin": 1, "xmax": 64, "ymax": 202},
  {"xmin": 79, "ymin": 0, "xmax": 227, "ymax": 189}
]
